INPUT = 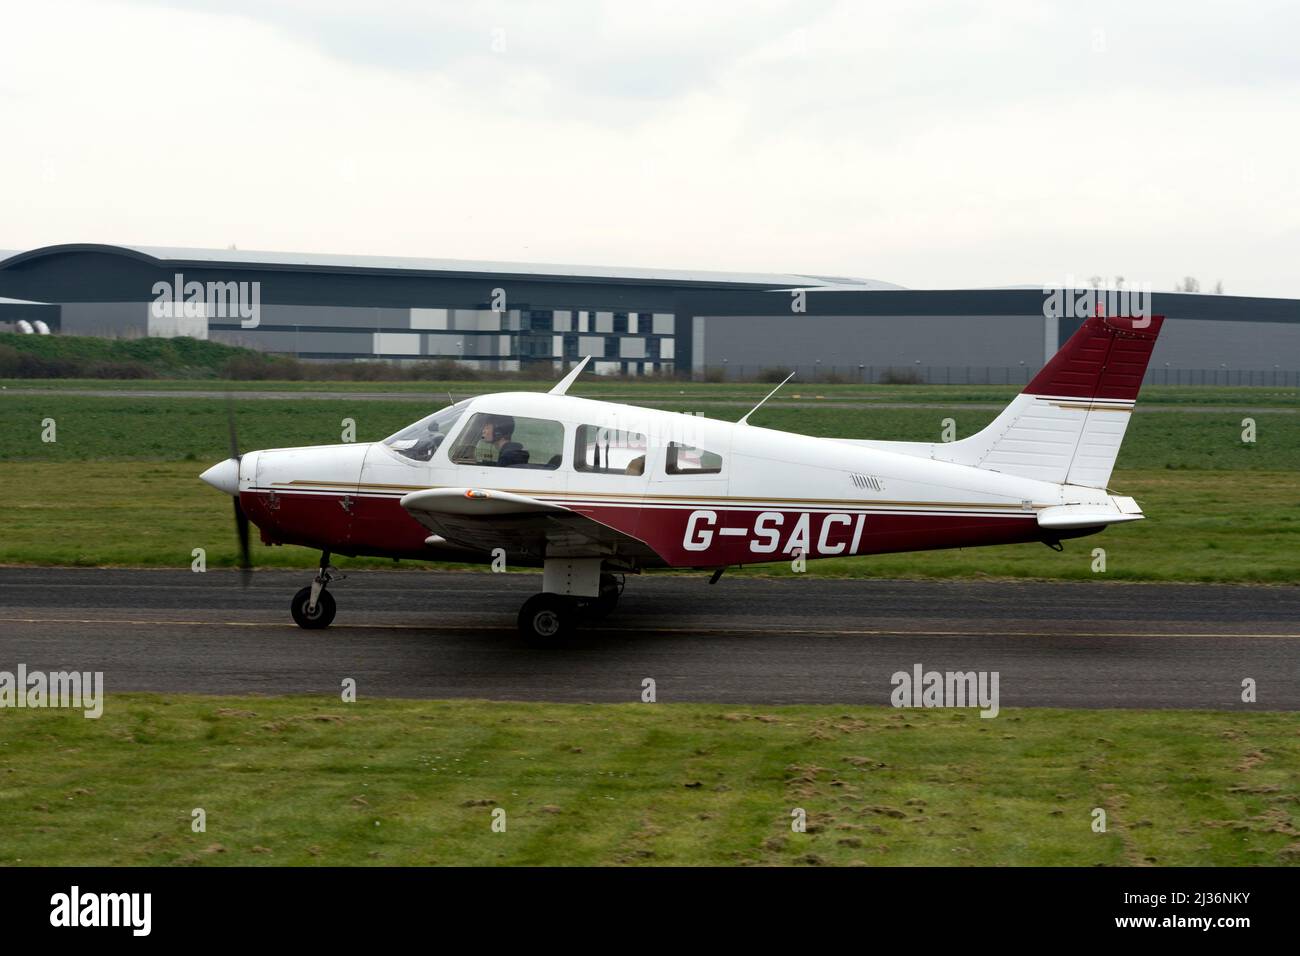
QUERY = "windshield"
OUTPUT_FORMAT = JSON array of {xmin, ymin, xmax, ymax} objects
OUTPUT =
[{"xmin": 382, "ymin": 401, "xmax": 469, "ymax": 461}]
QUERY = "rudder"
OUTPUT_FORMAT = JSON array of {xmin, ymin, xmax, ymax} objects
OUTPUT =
[{"xmin": 943, "ymin": 314, "xmax": 1165, "ymax": 488}]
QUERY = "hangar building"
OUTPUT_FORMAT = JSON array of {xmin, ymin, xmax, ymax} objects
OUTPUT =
[{"xmin": 0, "ymin": 243, "xmax": 1296, "ymax": 384}]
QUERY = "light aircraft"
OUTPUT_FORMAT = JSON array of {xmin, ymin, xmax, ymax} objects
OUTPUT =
[{"xmin": 200, "ymin": 313, "xmax": 1164, "ymax": 640}]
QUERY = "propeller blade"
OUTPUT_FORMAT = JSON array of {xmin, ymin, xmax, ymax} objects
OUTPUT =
[
  {"xmin": 225, "ymin": 394, "xmax": 242, "ymax": 461},
  {"xmin": 227, "ymin": 393, "xmax": 251, "ymax": 586},
  {"xmin": 233, "ymin": 496, "xmax": 252, "ymax": 587}
]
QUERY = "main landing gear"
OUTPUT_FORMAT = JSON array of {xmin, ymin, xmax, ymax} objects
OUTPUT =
[
  {"xmin": 516, "ymin": 566, "xmax": 623, "ymax": 643},
  {"xmin": 291, "ymin": 552, "xmax": 340, "ymax": 629},
  {"xmin": 284, "ymin": 552, "xmax": 624, "ymax": 639}
]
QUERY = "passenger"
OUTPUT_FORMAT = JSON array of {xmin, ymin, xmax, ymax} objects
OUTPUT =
[{"xmin": 479, "ymin": 415, "xmax": 529, "ymax": 466}]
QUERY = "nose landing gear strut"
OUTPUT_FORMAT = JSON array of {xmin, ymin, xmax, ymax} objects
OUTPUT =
[{"xmin": 291, "ymin": 552, "xmax": 340, "ymax": 629}]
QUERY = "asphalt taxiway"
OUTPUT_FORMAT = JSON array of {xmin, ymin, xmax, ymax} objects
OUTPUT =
[{"xmin": 0, "ymin": 568, "xmax": 1295, "ymax": 709}]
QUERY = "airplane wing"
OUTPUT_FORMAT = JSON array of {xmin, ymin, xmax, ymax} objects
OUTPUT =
[{"xmin": 399, "ymin": 487, "xmax": 659, "ymax": 562}]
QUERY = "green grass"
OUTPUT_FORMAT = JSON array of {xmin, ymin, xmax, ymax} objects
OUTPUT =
[
  {"xmin": 0, "ymin": 332, "xmax": 258, "ymax": 376},
  {"xmin": 0, "ymin": 696, "xmax": 1294, "ymax": 866},
  {"xmin": 2, "ymin": 394, "xmax": 1297, "ymax": 470},
  {"xmin": 5, "ymin": 377, "xmax": 1299, "ymax": 407}
]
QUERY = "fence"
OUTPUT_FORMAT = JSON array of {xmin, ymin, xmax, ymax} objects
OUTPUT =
[{"xmin": 693, "ymin": 365, "xmax": 1300, "ymax": 387}]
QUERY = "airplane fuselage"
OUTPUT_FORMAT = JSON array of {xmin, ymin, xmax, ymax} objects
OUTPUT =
[{"xmin": 233, "ymin": 392, "xmax": 1118, "ymax": 570}]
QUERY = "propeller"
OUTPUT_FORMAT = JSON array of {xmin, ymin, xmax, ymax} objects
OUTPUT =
[{"xmin": 226, "ymin": 396, "xmax": 253, "ymax": 586}]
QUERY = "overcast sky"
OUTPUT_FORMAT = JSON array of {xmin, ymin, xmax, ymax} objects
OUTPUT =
[{"xmin": 1, "ymin": 0, "xmax": 1297, "ymax": 295}]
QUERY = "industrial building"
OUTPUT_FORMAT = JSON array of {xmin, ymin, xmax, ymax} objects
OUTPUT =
[{"xmin": 1, "ymin": 243, "xmax": 1297, "ymax": 384}]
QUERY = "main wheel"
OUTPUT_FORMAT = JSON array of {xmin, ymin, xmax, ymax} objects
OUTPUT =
[
  {"xmin": 291, "ymin": 585, "xmax": 336, "ymax": 629},
  {"xmin": 518, "ymin": 593, "xmax": 574, "ymax": 643}
]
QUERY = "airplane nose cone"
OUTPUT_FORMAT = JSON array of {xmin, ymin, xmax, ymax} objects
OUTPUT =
[{"xmin": 200, "ymin": 457, "xmax": 241, "ymax": 496}]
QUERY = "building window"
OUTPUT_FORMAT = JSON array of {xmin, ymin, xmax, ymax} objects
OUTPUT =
[{"xmin": 666, "ymin": 441, "xmax": 723, "ymax": 475}]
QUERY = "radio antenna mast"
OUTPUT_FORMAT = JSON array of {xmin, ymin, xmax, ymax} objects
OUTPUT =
[{"xmin": 738, "ymin": 371, "xmax": 796, "ymax": 425}]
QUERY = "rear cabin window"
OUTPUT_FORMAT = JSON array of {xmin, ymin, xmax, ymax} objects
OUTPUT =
[
  {"xmin": 575, "ymin": 425, "xmax": 648, "ymax": 475},
  {"xmin": 666, "ymin": 441, "xmax": 723, "ymax": 475},
  {"xmin": 449, "ymin": 412, "xmax": 565, "ymax": 470}
]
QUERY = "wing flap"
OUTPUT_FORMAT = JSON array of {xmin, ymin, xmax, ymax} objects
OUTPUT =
[{"xmin": 399, "ymin": 487, "xmax": 659, "ymax": 561}]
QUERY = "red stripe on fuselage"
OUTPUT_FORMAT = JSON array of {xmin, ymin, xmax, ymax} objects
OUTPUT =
[{"xmin": 242, "ymin": 490, "xmax": 1056, "ymax": 566}]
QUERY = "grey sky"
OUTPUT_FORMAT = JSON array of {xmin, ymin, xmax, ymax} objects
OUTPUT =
[{"xmin": 1, "ymin": 0, "xmax": 1296, "ymax": 295}]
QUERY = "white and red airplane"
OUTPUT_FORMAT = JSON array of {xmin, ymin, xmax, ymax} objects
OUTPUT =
[{"xmin": 200, "ymin": 313, "xmax": 1164, "ymax": 640}]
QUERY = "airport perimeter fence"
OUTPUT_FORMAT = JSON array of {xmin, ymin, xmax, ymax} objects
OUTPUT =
[{"xmin": 693, "ymin": 365, "xmax": 1300, "ymax": 387}]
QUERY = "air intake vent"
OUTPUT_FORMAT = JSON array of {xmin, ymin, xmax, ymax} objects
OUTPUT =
[{"xmin": 850, "ymin": 473, "xmax": 883, "ymax": 492}]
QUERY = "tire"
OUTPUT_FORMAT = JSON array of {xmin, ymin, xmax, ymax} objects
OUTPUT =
[
  {"xmin": 291, "ymin": 585, "xmax": 336, "ymax": 629},
  {"xmin": 518, "ymin": 593, "xmax": 573, "ymax": 643}
]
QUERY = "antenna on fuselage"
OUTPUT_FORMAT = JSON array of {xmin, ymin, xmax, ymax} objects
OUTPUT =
[
  {"xmin": 549, "ymin": 355, "xmax": 592, "ymax": 395},
  {"xmin": 738, "ymin": 371, "xmax": 796, "ymax": 425}
]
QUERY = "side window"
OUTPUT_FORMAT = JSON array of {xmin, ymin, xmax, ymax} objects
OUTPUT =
[
  {"xmin": 666, "ymin": 441, "xmax": 723, "ymax": 475},
  {"xmin": 449, "ymin": 413, "xmax": 565, "ymax": 470},
  {"xmin": 575, "ymin": 425, "xmax": 648, "ymax": 475}
]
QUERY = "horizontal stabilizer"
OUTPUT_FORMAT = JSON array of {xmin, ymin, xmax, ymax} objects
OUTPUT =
[{"xmin": 1037, "ymin": 496, "xmax": 1144, "ymax": 530}]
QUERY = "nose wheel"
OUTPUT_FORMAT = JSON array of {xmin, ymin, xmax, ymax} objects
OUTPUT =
[
  {"xmin": 291, "ymin": 553, "xmax": 340, "ymax": 629},
  {"xmin": 291, "ymin": 586, "xmax": 336, "ymax": 629}
]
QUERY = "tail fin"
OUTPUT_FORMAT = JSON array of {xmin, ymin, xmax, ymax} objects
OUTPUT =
[{"xmin": 944, "ymin": 314, "xmax": 1164, "ymax": 488}]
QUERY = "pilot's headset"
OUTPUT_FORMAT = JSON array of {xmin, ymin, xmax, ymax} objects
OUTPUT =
[{"xmin": 492, "ymin": 415, "xmax": 517, "ymax": 441}]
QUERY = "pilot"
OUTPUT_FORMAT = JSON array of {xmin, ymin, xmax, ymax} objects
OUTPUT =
[{"xmin": 479, "ymin": 415, "xmax": 529, "ymax": 466}]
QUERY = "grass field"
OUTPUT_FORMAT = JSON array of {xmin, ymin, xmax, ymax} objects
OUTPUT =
[
  {"xmin": 5, "ymin": 378, "xmax": 1300, "ymax": 407},
  {"xmin": 1, "ymin": 383, "xmax": 1295, "ymax": 870},
  {"xmin": 1, "ymin": 391, "xmax": 1296, "ymax": 580},
  {"xmin": 3, "ymin": 392, "xmax": 1297, "ymax": 467},
  {"xmin": 1, "ymin": 696, "xmax": 1295, "ymax": 866}
]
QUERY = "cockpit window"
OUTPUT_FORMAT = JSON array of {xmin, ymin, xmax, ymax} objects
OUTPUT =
[
  {"xmin": 382, "ymin": 401, "xmax": 469, "ymax": 462},
  {"xmin": 449, "ymin": 412, "xmax": 565, "ymax": 470}
]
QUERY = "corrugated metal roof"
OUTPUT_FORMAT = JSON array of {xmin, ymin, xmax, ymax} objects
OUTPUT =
[{"xmin": 105, "ymin": 244, "xmax": 904, "ymax": 290}]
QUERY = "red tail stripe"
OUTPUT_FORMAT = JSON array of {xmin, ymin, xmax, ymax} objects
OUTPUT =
[{"xmin": 1025, "ymin": 314, "xmax": 1165, "ymax": 400}]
